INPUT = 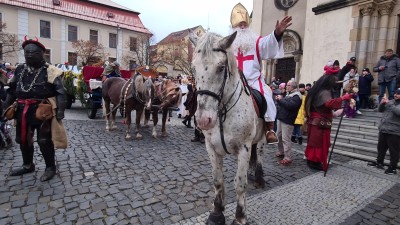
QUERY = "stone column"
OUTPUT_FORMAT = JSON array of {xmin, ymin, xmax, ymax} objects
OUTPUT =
[
  {"xmin": 293, "ymin": 52, "xmax": 302, "ymax": 84},
  {"xmin": 358, "ymin": 2, "xmax": 374, "ymax": 69},
  {"xmin": 376, "ymin": 1, "xmax": 395, "ymax": 57},
  {"xmin": 264, "ymin": 59, "xmax": 272, "ymax": 84}
]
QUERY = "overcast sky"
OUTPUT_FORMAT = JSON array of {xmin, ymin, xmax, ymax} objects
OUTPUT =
[{"xmin": 112, "ymin": 0, "xmax": 253, "ymax": 43}]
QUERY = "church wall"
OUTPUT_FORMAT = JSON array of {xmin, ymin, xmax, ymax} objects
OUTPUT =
[{"xmin": 301, "ymin": 0, "xmax": 353, "ymax": 84}]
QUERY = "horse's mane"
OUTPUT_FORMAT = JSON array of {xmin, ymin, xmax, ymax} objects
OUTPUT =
[
  {"xmin": 194, "ymin": 32, "xmax": 238, "ymax": 78},
  {"xmin": 134, "ymin": 74, "xmax": 145, "ymax": 94}
]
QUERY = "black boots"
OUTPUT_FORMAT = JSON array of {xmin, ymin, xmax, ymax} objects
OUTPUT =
[
  {"xmin": 298, "ymin": 137, "xmax": 303, "ymax": 145},
  {"xmin": 9, "ymin": 164, "xmax": 35, "ymax": 176},
  {"xmin": 40, "ymin": 166, "xmax": 57, "ymax": 182},
  {"xmin": 367, "ymin": 161, "xmax": 385, "ymax": 169},
  {"xmin": 291, "ymin": 136, "xmax": 297, "ymax": 143},
  {"xmin": 182, "ymin": 116, "xmax": 193, "ymax": 128}
]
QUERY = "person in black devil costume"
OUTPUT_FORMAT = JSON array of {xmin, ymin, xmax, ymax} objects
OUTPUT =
[{"xmin": 4, "ymin": 37, "xmax": 67, "ymax": 182}]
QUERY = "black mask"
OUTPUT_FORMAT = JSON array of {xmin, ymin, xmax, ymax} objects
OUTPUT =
[{"xmin": 24, "ymin": 44, "xmax": 45, "ymax": 68}]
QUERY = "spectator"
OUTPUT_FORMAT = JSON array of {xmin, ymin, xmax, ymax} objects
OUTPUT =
[
  {"xmin": 305, "ymin": 83, "xmax": 312, "ymax": 93},
  {"xmin": 367, "ymin": 88, "xmax": 400, "ymax": 175},
  {"xmin": 274, "ymin": 80, "xmax": 302, "ymax": 165},
  {"xmin": 373, "ymin": 49, "xmax": 400, "ymax": 103},
  {"xmin": 177, "ymin": 78, "xmax": 189, "ymax": 118},
  {"xmin": 304, "ymin": 74, "xmax": 353, "ymax": 171},
  {"xmin": 292, "ymin": 83, "xmax": 306, "ymax": 145},
  {"xmin": 342, "ymin": 67, "xmax": 361, "ymax": 117},
  {"xmin": 358, "ymin": 68, "xmax": 374, "ymax": 109},
  {"xmin": 339, "ymin": 56, "xmax": 357, "ymax": 86},
  {"xmin": 182, "ymin": 84, "xmax": 194, "ymax": 128}
]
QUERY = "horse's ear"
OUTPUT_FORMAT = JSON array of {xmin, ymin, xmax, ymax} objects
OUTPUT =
[
  {"xmin": 188, "ymin": 31, "xmax": 198, "ymax": 47},
  {"xmin": 218, "ymin": 31, "xmax": 237, "ymax": 50}
]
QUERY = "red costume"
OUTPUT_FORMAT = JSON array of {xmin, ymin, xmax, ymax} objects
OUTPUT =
[{"xmin": 305, "ymin": 97, "xmax": 342, "ymax": 171}]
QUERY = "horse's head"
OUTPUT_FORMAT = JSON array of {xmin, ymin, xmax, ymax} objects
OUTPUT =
[
  {"xmin": 159, "ymin": 79, "xmax": 182, "ymax": 110},
  {"xmin": 143, "ymin": 77, "xmax": 155, "ymax": 110},
  {"xmin": 191, "ymin": 32, "xmax": 237, "ymax": 130},
  {"xmin": 134, "ymin": 75, "xmax": 154, "ymax": 110}
]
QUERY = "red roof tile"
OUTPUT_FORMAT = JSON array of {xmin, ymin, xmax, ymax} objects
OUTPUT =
[{"xmin": 0, "ymin": 0, "xmax": 151, "ymax": 35}]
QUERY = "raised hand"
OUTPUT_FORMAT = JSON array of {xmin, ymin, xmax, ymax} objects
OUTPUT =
[{"xmin": 275, "ymin": 16, "xmax": 293, "ymax": 36}]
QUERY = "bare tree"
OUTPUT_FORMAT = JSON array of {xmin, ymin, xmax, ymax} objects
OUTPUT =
[
  {"xmin": 121, "ymin": 34, "xmax": 154, "ymax": 68},
  {"xmin": 71, "ymin": 40, "xmax": 107, "ymax": 66},
  {"xmin": 0, "ymin": 23, "xmax": 20, "ymax": 57}
]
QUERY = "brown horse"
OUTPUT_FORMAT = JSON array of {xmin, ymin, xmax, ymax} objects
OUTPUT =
[
  {"xmin": 102, "ymin": 75, "xmax": 154, "ymax": 139},
  {"xmin": 144, "ymin": 79, "xmax": 182, "ymax": 137}
]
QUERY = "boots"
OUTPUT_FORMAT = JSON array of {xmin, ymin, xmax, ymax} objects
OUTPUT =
[
  {"xmin": 9, "ymin": 145, "xmax": 35, "ymax": 176},
  {"xmin": 265, "ymin": 121, "xmax": 278, "ymax": 144},
  {"xmin": 40, "ymin": 166, "xmax": 56, "ymax": 182},
  {"xmin": 186, "ymin": 118, "xmax": 193, "ymax": 128},
  {"xmin": 298, "ymin": 137, "xmax": 303, "ymax": 145},
  {"xmin": 182, "ymin": 115, "xmax": 188, "ymax": 126},
  {"xmin": 291, "ymin": 136, "xmax": 297, "ymax": 143}
]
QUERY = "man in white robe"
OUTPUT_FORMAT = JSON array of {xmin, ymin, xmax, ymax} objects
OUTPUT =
[{"xmin": 230, "ymin": 3, "xmax": 292, "ymax": 144}]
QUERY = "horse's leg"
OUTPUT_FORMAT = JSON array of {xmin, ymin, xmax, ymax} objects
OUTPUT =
[
  {"xmin": 143, "ymin": 109, "xmax": 150, "ymax": 128},
  {"xmin": 253, "ymin": 142, "xmax": 266, "ymax": 189},
  {"xmin": 104, "ymin": 100, "xmax": 111, "ymax": 131},
  {"xmin": 207, "ymin": 150, "xmax": 226, "ymax": 225},
  {"xmin": 151, "ymin": 110, "xmax": 158, "ymax": 138},
  {"xmin": 161, "ymin": 109, "xmax": 168, "ymax": 137},
  {"xmin": 135, "ymin": 107, "xmax": 143, "ymax": 140},
  {"xmin": 232, "ymin": 145, "xmax": 252, "ymax": 225},
  {"xmin": 125, "ymin": 106, "xmax": 132, "ymax": 140},
  {"xmin": 111, "ymin": 106, "xmax": 117, "ymax": 130}
]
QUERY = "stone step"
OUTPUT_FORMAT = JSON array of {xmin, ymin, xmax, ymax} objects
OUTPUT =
[
  {"xmin": 332, "ymin": 123, "xmax": 378, "ymax": 132},
  {"xmin": 332, "ymin": 149, "xmax": 394, "ymax": 167},
  {"xmin": 332, "ymin": 134, "xmax": 377, "ymax": 148},
  {"xmin": 330, "ymin": 127, "xmax": 378, "ymax": 139},
  {"xmin": 332, "ymin": 118, "xmax": 380, "ymax": 127}
]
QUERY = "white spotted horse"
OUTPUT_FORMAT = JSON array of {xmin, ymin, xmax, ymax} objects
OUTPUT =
[
  {"xmin": 144, "ymin": 79, "xmax": 182, "ymax": 138},
  {"xmin": 191, "ymin": 32, "xmax": 268, "ymax": 225},
  {"xmin": 102, "ymin": 75, "xmax": 153, "ymax": 140}
]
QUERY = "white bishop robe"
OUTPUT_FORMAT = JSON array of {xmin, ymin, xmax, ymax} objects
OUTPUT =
[{"xmin": 235, "ymin": 31, "xmax": 284, "ymax": 121}]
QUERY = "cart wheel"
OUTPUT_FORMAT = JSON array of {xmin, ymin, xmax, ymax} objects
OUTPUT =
[
  {"xmin": 66, "ymin": 94, "xmax": 74, "ymax": 109},
  {"xmin": 87, "ymin": 99, "xmax": 97, "ymax": 119}
]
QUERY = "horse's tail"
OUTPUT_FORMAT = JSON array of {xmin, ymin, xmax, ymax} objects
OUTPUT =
[{"xmin": 249, "ymin": 144, "xmax": 258, "ymax": 169}]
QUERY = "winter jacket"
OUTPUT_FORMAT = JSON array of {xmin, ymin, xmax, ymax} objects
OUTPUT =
[
  {"xmin": 277, "ymin": 90, "xmax": 302, "ymax": 125},
  {"xmin": 373, "ymin": 54, "xmax": 400, "ymax": 84},
  {"xmin": 378, "ymin": 99, "xmax": 400, "ymax": 136},
  {"xmin": 358, "ymin": 73, "xmax": 374, "ymax": 95},
  {"xmin": 339, "ymin": 62, "xmax": 356, "ymax": 88}
]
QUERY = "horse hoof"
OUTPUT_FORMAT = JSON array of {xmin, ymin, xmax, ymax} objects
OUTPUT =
[
  {"xmin": 136, "ymin": 134, "xmax": 143, "ymax": 140},
  {"xmin": 207, "ymin": 212, "xmax": 225, "ymax": 225},
  {"xmin": 143, "ymin": 124, "xmax": 149, "ymax": 128},
  {"xmin": 152, "ymin": 134, "xmax": 157, "ymax": 139},
  {"xmin": 231, "ymin": 220, "xmax": 249, "ymax": 225},
  {"xmin": 254, "ymin": 179, "xmax": 266, "ymax": 189},
  {"xmin": 161, "ymin": 132, "xmax": 168, "ymax": 137},
  {"xmin": 112, "ymin": 125, "xmax": 117, "ymax": 130},
  {"xmin": 125, "ymin": 135, "xmax": 132, "ymax": 140}
]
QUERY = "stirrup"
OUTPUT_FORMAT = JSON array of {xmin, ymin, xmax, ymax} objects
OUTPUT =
[{"xmin": 266, "ymin": 130, "xmax": 278, "ymax": 144}]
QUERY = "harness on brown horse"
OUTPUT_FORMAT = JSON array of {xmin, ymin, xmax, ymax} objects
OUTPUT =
[{"xmin": 196, "ymin": 48, "xmax": 244, "ymax": 154}]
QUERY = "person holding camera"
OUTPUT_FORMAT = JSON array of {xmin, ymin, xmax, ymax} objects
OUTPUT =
[{"xmin": 373, "ymin": 49, "xmax": 400, "ymax": 103}]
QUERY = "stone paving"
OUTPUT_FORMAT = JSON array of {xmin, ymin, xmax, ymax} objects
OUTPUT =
[{"xmin": 0, "ymin": 103, "xmax": 399, "ymax": 225}]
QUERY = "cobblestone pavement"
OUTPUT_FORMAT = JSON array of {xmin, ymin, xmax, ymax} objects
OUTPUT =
[{"xmin": 0, "ymin": 103, "xmax": 399, "ymax": 225}]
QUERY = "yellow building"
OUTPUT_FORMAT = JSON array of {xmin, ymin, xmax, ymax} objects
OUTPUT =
[{"xmin": 0, "ymin": 0, "xmax": 151, "ymax": 69}]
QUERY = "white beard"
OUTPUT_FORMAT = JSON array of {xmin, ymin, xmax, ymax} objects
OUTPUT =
[{"xmin": 230, "ymin": 27, "xmax": 258, "ymax": 54}]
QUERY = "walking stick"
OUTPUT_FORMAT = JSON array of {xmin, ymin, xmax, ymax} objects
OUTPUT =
[{"xmin": 324, "ymin": 108, "xmax": 345, "ymax": 177}]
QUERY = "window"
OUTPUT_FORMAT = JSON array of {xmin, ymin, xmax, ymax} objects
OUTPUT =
[
  {"xmin": 90, "ymin": 29, "xmax": 98, "ymax": 44},
  {"xmin": 40, "ymin": 20, "xmax": 51, "ymax": 38},
  {"xmin": 68, "ymin": 52, "xmax": 77, "ymax": 65},
  {"xmin": 68, "ymin": 25, "xmax": 77, "ymax": 42},
  {"xmin": 130, "ymin": 37, "xmax": 137, "ymax": 51},
  {"xmin": 44, "ymin": 49, "xmax": 51, "ymax": 63},
  {"xmin": 0, "ymin": 43, "xmax": 3, "ymax": 60},
  {"xmin": 109, "ymin": 33, "xmax": 117, "ymax": 48}
]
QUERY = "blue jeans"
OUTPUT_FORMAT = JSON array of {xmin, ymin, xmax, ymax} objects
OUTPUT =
[
  {"xmin": 379, "ymin": 79, "xmax": 396, "ymax": 103},
  {"xmin": 292, "ymin": 124, "xmax": 301, "ymax": 138}
]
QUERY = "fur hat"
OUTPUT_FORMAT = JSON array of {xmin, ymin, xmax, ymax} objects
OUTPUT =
[{"xmin": 333, "ymin": 60, "xmax": 340, "ymax": 66}]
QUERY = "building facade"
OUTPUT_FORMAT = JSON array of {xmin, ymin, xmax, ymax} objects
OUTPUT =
[
  {"xmin": 252, "ymin": 0, "xmax": 400, "ymax": 89},
  {"xmin": 0, "ymin": 0, "xmax": 151, "ymax": 69},
  {"xmin": 151, "ymin": 26, "xmax": 205, "ymax": 78}
]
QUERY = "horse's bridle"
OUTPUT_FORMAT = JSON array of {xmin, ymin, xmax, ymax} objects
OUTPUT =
[{"xmin": 196, "ymin": 48, "xmax": 244, "ymax": 154}]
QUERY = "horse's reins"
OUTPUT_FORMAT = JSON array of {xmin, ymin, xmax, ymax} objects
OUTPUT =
[{"xmin": 196, "ymin": 48, "xmax": 244, "ymax": 154}]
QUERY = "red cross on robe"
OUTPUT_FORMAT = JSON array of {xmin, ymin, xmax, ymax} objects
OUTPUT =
[{"xmin": 236, "ymin": 49, "xmax": 254, "ymax": 71}]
